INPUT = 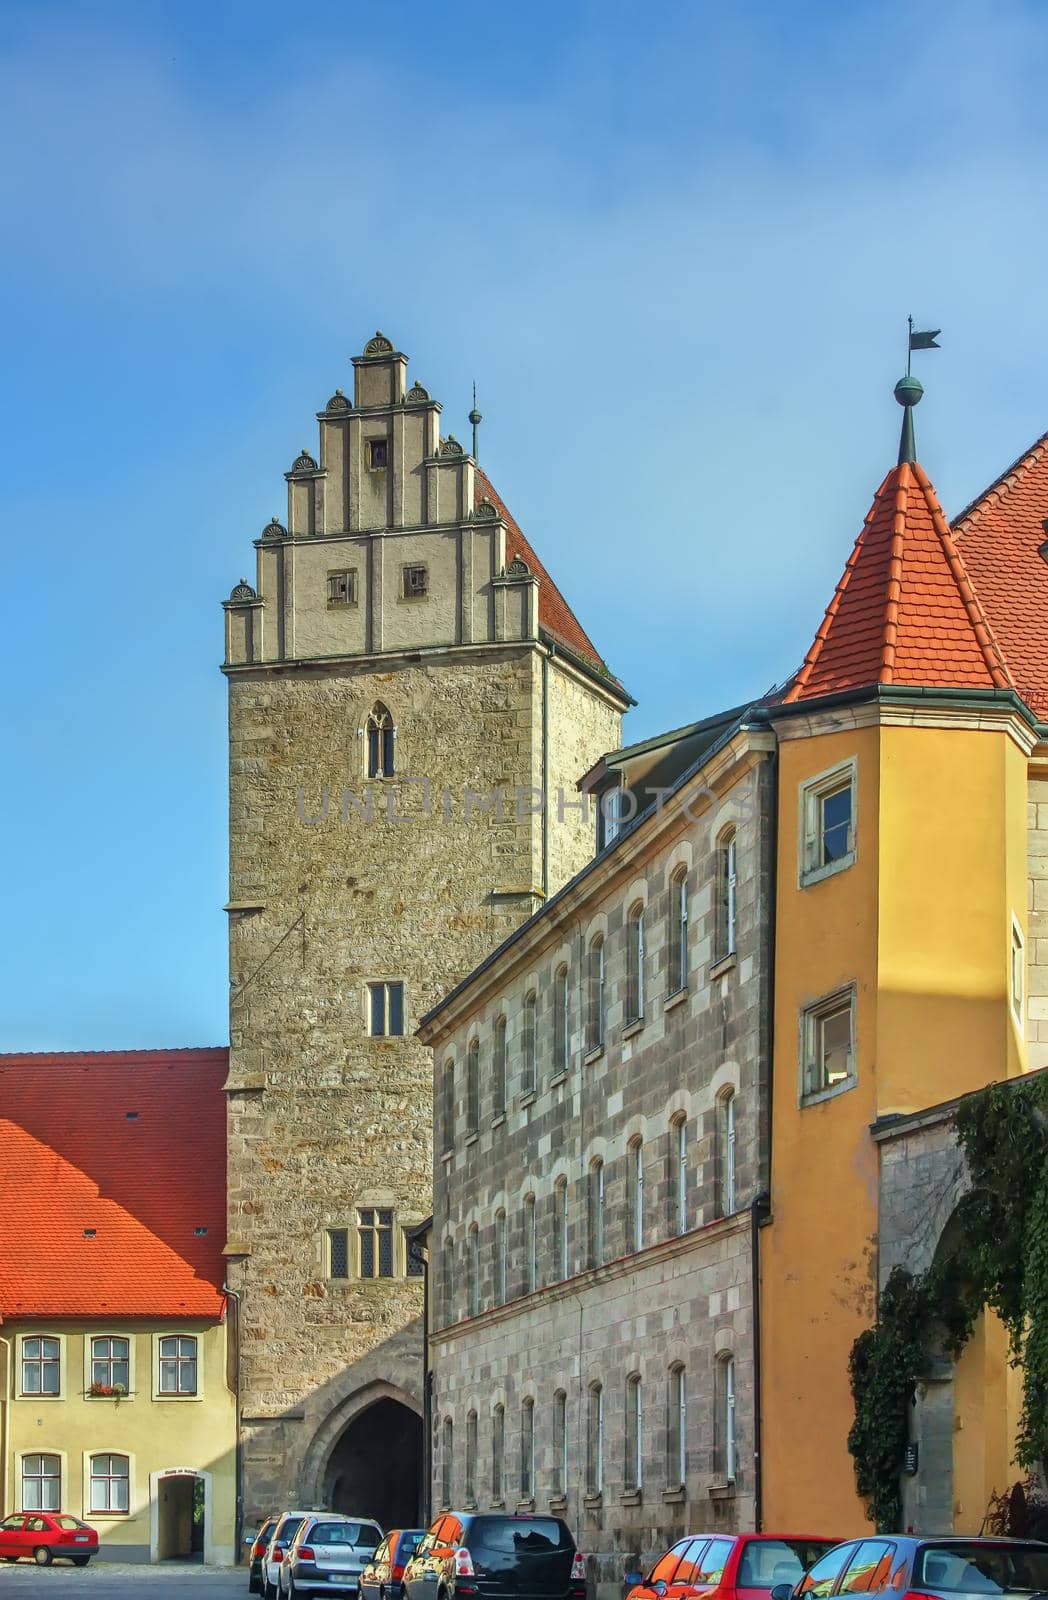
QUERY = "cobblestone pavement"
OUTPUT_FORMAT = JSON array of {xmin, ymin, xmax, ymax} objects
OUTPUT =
[{"xmin": 0, "ymin": 1562, "xmax": 246, "ymax": 1597}]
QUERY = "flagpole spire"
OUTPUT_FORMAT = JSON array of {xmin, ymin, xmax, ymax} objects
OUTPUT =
[{"xmin": 895, "ymin": 319, "xmax": 940, "ymax": 464}]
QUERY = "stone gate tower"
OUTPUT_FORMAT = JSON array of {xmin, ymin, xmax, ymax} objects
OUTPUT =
[{"xmin": 221, "ymin": 332, "xmax": 629, "ymax": 1531}]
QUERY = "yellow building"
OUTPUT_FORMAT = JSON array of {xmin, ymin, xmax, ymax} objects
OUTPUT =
[
  {"xmin": 760, "ymin": 387, "xmax": 1047, "ymax": 1531},
  {"xmin": 0, "ymin": 1049, "xmax": 237, "ymax": 1564}
]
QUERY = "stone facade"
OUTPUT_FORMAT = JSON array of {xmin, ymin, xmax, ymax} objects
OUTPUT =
[
  {"xmin": 222, "ymin": 334, "xmax": 626, "ymax": 1529},
  {"xmin": 420, "ymin": 726, "xmax": 775, "ymax": 1597}
]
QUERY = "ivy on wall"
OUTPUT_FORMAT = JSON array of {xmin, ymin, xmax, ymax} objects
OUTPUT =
[{"xmin": 848, "ymin": 1072, "xmax": 1048, "ymax": 1531}]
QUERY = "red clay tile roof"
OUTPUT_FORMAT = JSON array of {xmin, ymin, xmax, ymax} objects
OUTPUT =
[
  {"xmin": 0, "ymin": 1049, "xmax": 228, "ymax": 1321},
  {"xmin": 784, "ymin": 460, "xmax": 1012, "ymax": 703},
  {"xmin": 953, "ymin": 432, "xmax": 1048, "ymax": 721},
  {"xmin": 474, "ymin": 469, "xmax": 621, "ymax": 686}
]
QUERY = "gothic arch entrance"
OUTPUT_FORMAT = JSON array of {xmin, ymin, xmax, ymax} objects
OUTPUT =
[{"xmin": 323, "ymin": 1397, "xmax": 423, "ymax": 1529}]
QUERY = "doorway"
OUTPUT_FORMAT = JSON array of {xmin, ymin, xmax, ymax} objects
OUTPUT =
[
  {"xmin": 156, "ymin": 1472, "xmax": 205, "ymax": 1561},
  {"xmin": 323, "ymin": 1397, "xmax": 423, "ymax": 1529}
]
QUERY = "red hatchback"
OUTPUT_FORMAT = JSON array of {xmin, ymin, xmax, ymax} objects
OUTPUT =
[
  {"xmin": 627, "ymin": 1535, "xmax": 839, "ymax": 1600},
  {"xmin": 0, "ymin": 1512, "xmax": 99, "ymax": 1566}
]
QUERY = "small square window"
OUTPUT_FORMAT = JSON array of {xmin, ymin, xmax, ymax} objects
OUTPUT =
[
  {"xmin": 368, "ymin": 980, "xmax": 405, "ymax": 1037},
  {"xmin": 402, "ymin": 564, "xmax": 428, "ymax": 600},
  {"xmin": 800, "ymin": 760, "xmax": 857, "ymax": 885},
  {"xmin": 368, "ymin": 438, "xmax": 389, "ymax": 470},
  {"xmin": 801, "ymin": 989, "xmax": 856, "ymax": 1103},
  {"xmin": 328, "ymin": 569, "xmax": 357, "ymax": 607}
]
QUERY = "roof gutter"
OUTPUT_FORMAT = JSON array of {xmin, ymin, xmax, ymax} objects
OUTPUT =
[
  {"xmin": 763, "ymin": 681, "xmax": 1040, "ymax": 731},
  {"xmin": 0, "ymin": 1336, "xmax": 9, "ymax": 1517}
]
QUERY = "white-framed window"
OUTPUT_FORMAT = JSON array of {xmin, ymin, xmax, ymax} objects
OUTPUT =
[
  {"xmin": 358, "ymin": 1208, "xmax": 395, "ymax": 1277},
  {"xmin": 89, "ymin": 1452, "xmax": 130, "ymax": 1514},
  {"xmin": 553, "ymin": 964, "xmax": 570, "ymax": 1075},
  {"xmin": 553, "ymin": 1177, "xmax": 569, "ymax": 1281},
  {"xmin": 671, "ymin": 1115, "xmax": 687, "ymax": 1236},
  {"xmin": 800, "ymin": 987, "xmax": 856, "ymax": 1104},
  {"xmin": 157, "ymin": 1335, "xmax": 198, "ymax": 1396},
  {"xmin": 523, "ymin": 1195, "xmax": 537, "ymax": 1294},
  {"xmin": 367, "ymin": 980, "xmax": 404, "ymax": 1037},
  {"xmin": 624, "ymin": 1373, "xmax": 643, "ymax": 1491},
  {"xmin": 667, "ymin": 1363, "xmax": 686, "ymax": 1488},
  {"xmin": 492, "ymin": 1404, "xmax": 505, "ymax": 1503},
  {"xmin": 553, "ymin": 1389, "xmax": 568, "ymax": 1496},
  {"xmin": 327, "ymin": 569, "xmax": 357, "ymax": 607},
  {"xmin": 21, "ymin": 1336, "xmax": 61, "ymax": 1397},
  {"xmin": 522, "ymin": 991, "xmax": 537, "ymax": 1094},
  {"xmin": 799, "ymin": 758, "xmax": 857, "ymax": 885},
  {"xmin": 468, "ymin": 1225, "xmax": 480, "ymax": 1317},
  {"xmin": 465, "ymin": 1411, "xmax": 478, "ymax": 1505},
  {"xmin": 495, "ymin": 1209, "xmax": 507, "ymax": 1305},
  {"xmin": 1012, "ymin": 916, "xmax": 1025, "ymax": 1025},
  {"xmin": 21, "ymin": 1453, "xmax": 60, "ymax": 1511},
  {"xmin": 90, "ymin": 1336, "xmax": 129, "ymax": 1394},
  {"xmin": 669, "ymin": 867, "xmax": 689, "ymax": 994},
  {"xmin": 626, "ymin": 904, "xmax": 646, "ymax": 1024},
  {"xmin": 627, "ymin": 1137, "xmax": 644, "ymax": 1253},
  {"xmin": 364, "ymin": 702, "xmax": 395, "ymax": 778},
  {"xmin": 520, "ymin": 1397, "xmax": 535, "ymax": 1500},
  {"xmin": 588, "ymin": 1159, "xmax": 605, "ymax": 1267},
  {"xmin": 586, "ymin": 1382, "xmax": 604, "ymax": 1495},
  {"xmin": 715, "ymin": 829, "xmax": 738, "ymax": 961},
  {"xmin": 587, "ymin": 936, "xmax": 605, "ymax": 1051},
  {"xmin": 719, "ymin": 1091, "xmax": 736, "ymax": 1216},
  {"xmin": 716, "ymin": 1354, "xmax": 736, "ymax": 1483},
  {"xmin": 494, "ymin": 1018, "xmax": 508, "ymax": 1118},
  {"xmin": 441, "ymin": 1416, "xmax": 453, "ymax": 1509},
  {"xmin": 466, "ymin": 1039, "xmax": 480, "ymax": 1134}
]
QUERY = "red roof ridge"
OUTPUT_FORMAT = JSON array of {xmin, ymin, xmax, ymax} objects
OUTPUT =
[
  {"xmin": 953, "ymin": 431, "xmax": 1048, "ymax": 534},
  {"xmin": 0, "ymin": 1046, "xmax": 228, "ymax": 1063}
]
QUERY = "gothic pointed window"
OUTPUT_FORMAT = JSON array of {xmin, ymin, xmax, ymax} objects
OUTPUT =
[{"xmin": 365, "ymin": 703, "xmax": 396, "ymax": 779}]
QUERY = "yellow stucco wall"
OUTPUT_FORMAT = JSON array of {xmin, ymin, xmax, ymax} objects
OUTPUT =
[
  {"xmin": 1, "ymin": 1319, "xmax": 235, "ymax": 1564},
  {"xmin": 762, "ymin": 715, "xmax": 1028, "ymax": 1535}
]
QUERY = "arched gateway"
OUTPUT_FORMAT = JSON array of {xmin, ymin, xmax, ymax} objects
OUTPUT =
[{"xmin": 300, "ymin": 1382, "xmax": 424, "ymax": 1531}]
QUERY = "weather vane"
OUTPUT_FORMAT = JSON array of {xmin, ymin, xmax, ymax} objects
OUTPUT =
[
  {"xmin": 469, "ymin": 383, "xmax": 482, "ymax": 462},
  {"xmin": 895, "ymin": 317, "xmax": 942, "ymax": 463}
]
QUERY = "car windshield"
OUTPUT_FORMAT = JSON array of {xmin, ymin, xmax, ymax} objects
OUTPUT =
[
  {"xmin": 918, "ymin": 1545, "xmax": 1048, "ymax": 1594},
  {"xmin": 467, "ymin": 1518, "xmax": 573, "ymax": 1557},
  {"xmin": 54, "ymin": 1517, "xmax": 85, "ymax": 1530},
  {"xmin": 312, "ymin": 1523, "xmax": 381, "ymax": 1548},
  {"xmin": 739, "ymin": 1541, "xmax": 841, "ymax": 1589}
]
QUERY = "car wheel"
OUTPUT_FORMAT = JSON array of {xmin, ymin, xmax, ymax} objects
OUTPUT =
[
  {"xmin": 34, "ymin": 1547, "xmax": 53, "ymax": 1566},
  {"xmin": 72, "ymin": 1555, "xmax": 91, "ymax": 1567}
]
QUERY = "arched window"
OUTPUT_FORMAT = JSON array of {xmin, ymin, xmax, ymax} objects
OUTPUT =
[
  {"xmin": 520, "ymin": 1396, "xmax": 535, "ymax": 1500},
  {"xmin": 553, "ymin": 1389, "xmax": 568, "ymax": 1495},
  {"xmin": 465, "ymin": 1410, "xmax": 478, "ymax": 1505},
  {"xmin": 586, "ymin": 1382, "xmax": 604, "ymax": 1494},
  {"xmin": 553, "ymin": 964, "xmax": 570, "ymax": 1075},
  {"xmin": 442, "ymin": 1058, "xmax": 455, "ymax": 1154},
  {"xmin": 668, "ymin": 867, "xmax": 689, "ymax": 994},
  {"xmin": 492, "ymin": 1403, "xmax": 505, "ymax": 1502},
  {"xmin": 523, "ymin": 1194, "xmax": 537, "ymax": 1294},
  {"xmin": 627, "ymin": 1137, "xmax": 644, "ymax": 1253},
  {"xmin": 522, "ymin": 991, "xmax": 537, "ymax": 1094},
  {"xmin": 91, "ymin": 1335, "xmax": 129, "ymax": 1392},
  {"xmin": 667, "ymin": 1363, "xmax": 686, "ymax": 1488},
  {"xmin": 670, "ymin": 1114, "xmax": 687, "ymax": 1236},
  {"xmin": 626, "ymin": 903, "xmax": 645, "ymax": 1023},
  {"xmin": 21, "ymin": 1452, "xmax": 60, "ymax": 1512},
  {"xmin": 719, "ymin": 1090, "xmax": 737, "ymax": 1216},
  {"xmin": 468, "ymin": 1224, "xmax": 480, "ymax": 1317},
  {"xmin": 89, "ymin": 1452, "xmax": 129, "ymax": 1514},
  {"xmin": 441, "ymin": 1416, "xmax": 454, "ymax": 1508},
  {"xmin": 365, "ymin": 702, "xmax": 396, "ymax": 779},
  {"xmin": 158, "ymin": 1335, "xmax": 197, "ymax": 1395},
  {"xmin": 442, "ymin": 1238, "xmax": 455, "ymax": 1324},
  {"xmin": 494, "ymin": 1016, "xmax": 507, "ymax": 1118},
  {"xmin": 716, "ymin": 1353, "xmax": 736, "ymax": 1483},
  {"xmin": 466, "ymin": 1039, "xmax": 480, "ymax": 1135},
  {"xmin": 624, "ymin": 1373, "xmax": 643, "ymax": 1490},
  {"xmin": 494, "ymin": 1209, "xmax": 507, "ymax": 1306},
  {"xmin": 587, "ymin": 936, "xmax": 605, "ymax": 1051},
  {"xmin": 716, "ymin": 828, "xmax": 738, "ymax": 961},
  {"xmin": 588, "ymin": 1158, "xmax": 605, "ymax": 1267},
  {"xmin": 553, "ymin": 1176, "xmax": 569, "ymax": 1281}
]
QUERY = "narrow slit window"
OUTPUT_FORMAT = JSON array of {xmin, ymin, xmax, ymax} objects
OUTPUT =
[
  {"xmin": 365, "ymin": 703, "xmax": 396, "ymax": 779},
  {"xmin": 368, "ymin": 980, "xmax": 404, "ymax": 1037}
]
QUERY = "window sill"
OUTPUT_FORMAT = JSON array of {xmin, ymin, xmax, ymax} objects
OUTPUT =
[
  {"xmin": 708, "ymin": 1481, "xmax": 736, "ymax": 1501},
  {"xmin": 465, "ymin": 1132, "xmax": 479, "ymax": 1147},
  {"xmin": 622, "ymin": 1018, "xmax": 645, "ymax": 1040},
  {"xmin": 800, "ymin": 1074, "xmax": 857, "ymax": 1109},
  {"xmin": 516, "ymin": 1499, "xmax": 535, "ymax": 1514},
  {"xmin": 548, "ymin": 1495, "xmax": 567, "ymax": 1513},
  {"xmin": 664, "ymin": 987, "xmax": 688, "ymax": 1012},
  {"xmin": 548, "ymin": 1070, "xmax": 569, "ymax": 1090},
  {"xmin": 18, "ymin": 1394, "xmax": 64, "ymax": 1402},
  {"xmin": 518, "ymin": 1090, "xmax": 537, "ymax": 1109},
  {"xmin": 491, "ymin": 1113, "xmax": 506, "ymax": 1129},
  {"xmin": 490, "ymin": 1499, "xmax": 505, "ymax": 1511},
  {"xmin": 396, "ymin": 594, "xmax": 430, "ymax": 604},
  {"xmin": 619, "ymin": 1489, "xmax": 642, "ymax": 1507},
  {"xmin": 442, "ymin": 1150, "xmax": 454, "ymax": 1165},
  {"xmin": 800, "ymin": 852, "xmax": 855, "ymax": 889},
  {"xmin": 583, "ymin": 1045, "xmax": 604, "ymax": 1066},
  {"xmin": 583, "ymin": 1492, "xmax": 603, "ymax": 1511},
  {"xmin": 662, "ymin": 1486, "xmax": 686, "ymax": 1504},
  {"xmin": 709, "ymin": 953, "xmax": 737, "ymax": 980},
  {"xmin": 154, "ymin": 1393, "xmax": 203, "ymax": 1403}
]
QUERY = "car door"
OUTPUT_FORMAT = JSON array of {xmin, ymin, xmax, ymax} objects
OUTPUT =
[
  {"xmin": 835, "ymin": 1543, "xmax": 896, "ymax": 1600},
  {"xmin": 365, "ymin": 1536, "xmax": 391, "ymax": 1600},
  {"xmin": 408, "ymin": 1531, "xmax": 440, "ymax": 1600},
  {"xmin": 635, "ymin": 1539, "xmax": 700, "ymax": 1600},
  {"xmin": 0, "ymin": 1516, "xmax": 26, "ymax": 1557},
  {"xmin": 796, "ymin": 1546, "xmax": 859, "ymax": 1600}
]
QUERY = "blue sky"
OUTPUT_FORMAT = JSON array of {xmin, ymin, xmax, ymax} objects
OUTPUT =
[{"xmin": 3, "ymin": 0, "xmax": 1048, "ymax": 1049}]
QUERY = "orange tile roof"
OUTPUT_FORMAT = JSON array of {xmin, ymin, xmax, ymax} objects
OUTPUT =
[
  {"xmin": 953, "ymin": 432, "xmax": 1048, "ymax": 721},
  {"xmin": 0, "ymin": 1049, "xmax": 228, "ymax": 1321},
  {"xmin": 474, "ymin": 469, "xmax": 622, "ymax": 687},
  {"xmin": 785, "ymin": 460, "xmax": 1012, "ymax": 704}
]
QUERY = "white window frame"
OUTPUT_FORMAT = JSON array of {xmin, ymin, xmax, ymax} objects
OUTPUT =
[
  {"xmin": 668, "ymin": 1364, "xmax": 687, "ymax": 1488},
  {"xmin": 626, "ymin": 904, "xmax": 646, "ymax": 1024},
  {"xmin": 588, "ymin": 1160, "xmax": 605, "ymax": 1266},
  {"xmin": 85, "ymin": 1333, "xmax": 134, "ymax": 1398},
  {"xmin": 553, "ymin": 965, "xmax": 570, "ymax": 1076},
  {"xmin": 87, "ymin": 1451, "xmax": 131, "ymax": 1516},
  {"xmin": 673, "ymin": 1116, "xmax": 687, "ymax": 1236},
  {"xmin": 800, "ymin": 986, "xmax": 857, "ymax": 1106},
  {"xmin": 628, "ymin": 1138, "xmax": 644, "ymax": 1253},
  {"xmin": 799, "ymin": 757, "xmax": 857, "ymax": 886},
  {"xmin": 153, "ymin": 1333, "xmax": 202, "ymax": 1401},
  {"xmin": 19, "ymin": 1451, "xmax": 63, "ymax": 1512},
  {"xmin": 366, "ymin": 979, "xmax": 405, "ymax": 1037},
  {"xmin": 1012, "ymin": 914, "xmax": 1025, "ymax": 1027},
  {"xmin": 624, "ymin": 1373, "xmax": 643, "ymax": 1491},
  {"xmin": 586, "ymin": 1383, "xmax": 604, "ymax": 1495},
  {"xmin": 19, "ymin": 1334, "xmax": 64, "ymax": 1400},
  {"xmin": 520, "ymin": 1396, "xmax": 535, "ymax": 1501},
  {"xmin": 720, "ymin": 1355, "xmax": 737, "ymax": 1483},
  {"xmin": 554, "ymin": 1177, "xmax": 569, "ymax": 1281},
  {"xmin": 523, "ymin": 1195, "xmax": 537, "ymax": 1294},
  {"xmin": 670, "ymin": 868, "xmax": 689, "ymax": 994},
  {"xmin": 720, "ymin": 1091, "xmax": 736, "ymax": 1216}
]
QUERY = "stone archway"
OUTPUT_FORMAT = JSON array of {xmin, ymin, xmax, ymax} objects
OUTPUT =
[{"xmin": 300, "ymin": 1381, "xmax": 423, "ymax": 1529}]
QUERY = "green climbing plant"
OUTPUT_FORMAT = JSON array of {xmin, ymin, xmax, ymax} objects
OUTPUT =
[{"xmin": 848, "ymin": 1071, "xmax": 1048, "ymax": 1530}]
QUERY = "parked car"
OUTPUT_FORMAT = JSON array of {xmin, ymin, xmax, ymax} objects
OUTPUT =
[
  {"xmin": 247, "ymin": 1518, "xmax": 278, "ymax": 1593},
  {"xmin": 361, "ymin": 1529, "xmax": 427, "ymax": 1600},
  {"xmin": 0, "ymin": 1512, "xmax": 99, "ymax": 1566},
  {"xmin": 626, "ymin": 1535, "xmax": 840, "ymax": 1600},
  {"xmin": 282, "ymin": 1514, "xmax": 383, "ymax": 1597},
  {"xmin": 771, "ymin": 1535, "xmax": 1048, "ymax": 1600},
  {"xmin": 403, "ymin": 1512, "xmax": 587, "ymax": 1600},
  {"xmin": 263, "ymin": 1512, "xmax": 322, "ymax": 1599}
]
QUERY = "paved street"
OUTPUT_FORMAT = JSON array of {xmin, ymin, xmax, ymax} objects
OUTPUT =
[{"xmin": 0, "ymin": 1563, "xmax": 245, "ymax": 1597}]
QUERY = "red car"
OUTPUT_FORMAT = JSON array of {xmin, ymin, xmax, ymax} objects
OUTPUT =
[
  {"xmin": 626, "ymin": 1535, "xmax": 840, "ymax": 1600},
  {"xmin": 0, "ymin": 1511, "xmax": 99, "ymax": 1566},
  {"xmin": 361, "ymin": 1529, "xmax": 428, "ymax": 1600}
]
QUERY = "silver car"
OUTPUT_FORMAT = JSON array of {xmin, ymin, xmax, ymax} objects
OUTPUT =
[{"xmin": 282, "ymin": 1515, "xmax": 384, "ymax": 1599}]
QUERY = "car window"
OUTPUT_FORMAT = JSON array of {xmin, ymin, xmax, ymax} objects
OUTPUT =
[
  {"xmin": 26, "ymin": 1519, "xmax": 48, "ymax": 1532},
  {"xmin": 652, "ymin": 1541, "xmax": 694, "ymax": 1585},
  {"xmin": 467, "ymin": 1518, "xmax": 573, "ymax": 1557},
  {"xmin": 839, "ymin": 1544, "xmax": 894, "ymax": 1595},
  {"xmin": 917, "ymin": 1545, "xmax": 1048, "ymax": 1595},
  {"xmin": 278, "ymin": 1517, "xmax": 305, "ymax": 1545},
  {"xmin": 311, "ymin": 1523, "xmax": 381, "ymax": 1547},
  {"xmin": 801, "ymin": 1546, "xmax": 857, "ymax": 1599},
  {"xmin": 400, "ymin": 1533, "xmax": 425, "ymax": 1559},
  {"xmin": 675, "ymin": 1542, "xmax": 712, "ymax": 1586},
  {"xmin": 1, "ymin": 1517, "xmax": 25, "ymax": 1529},
  {"xmin": 696, "ymin": 1541, "xmax": 735, "ymax": 1585},
  {"xmin": 739, "ymin": 1541, "xmax": 842, "ymax": 1590},
  {"xmin": 54, "ymin": 1517, "xmax": 84, "ymax": 1530},
  {"xmin": 374, "ymin": 1539, "xmax": 390, "ymax": 1561}
]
